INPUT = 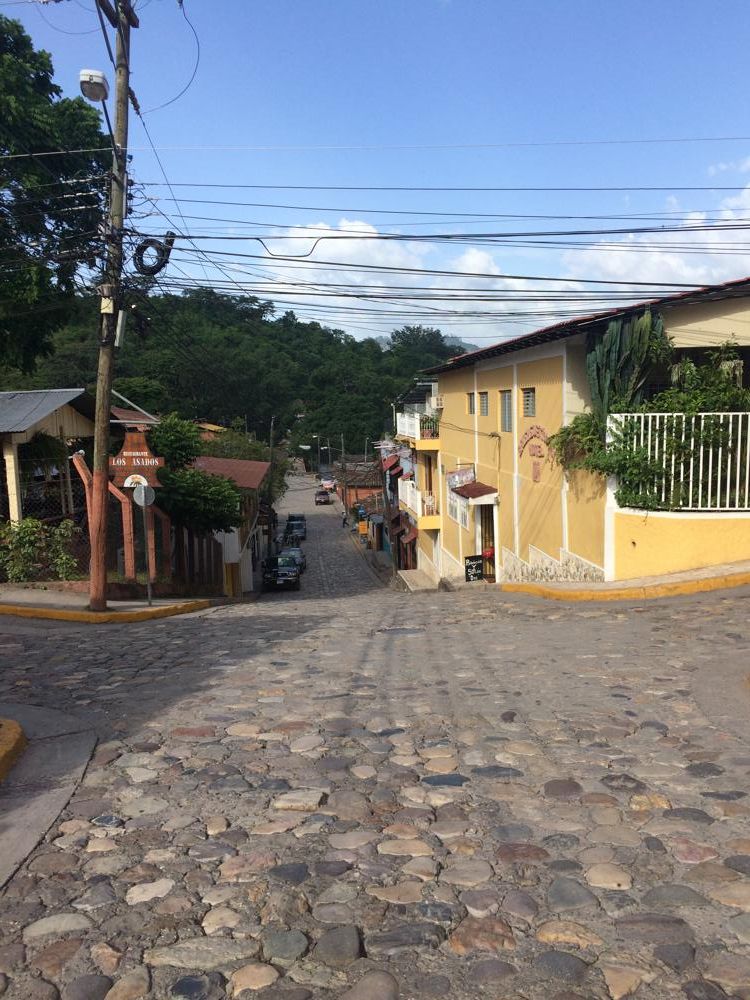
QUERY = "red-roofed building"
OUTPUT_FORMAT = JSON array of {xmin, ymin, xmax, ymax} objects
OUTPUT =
[
  {"xmin": 194, "ymin": 455, "xmax": 271, "ymax": 596},
  {"xmin": 394, "ymin": 275, "xmax": 750, "ymax": 586}
]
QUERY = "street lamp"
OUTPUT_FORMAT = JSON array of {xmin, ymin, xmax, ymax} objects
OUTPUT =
[
  {"xmin": 312, "ymin": 434, "xmax": 321, "ymax": 473},
  {"xmin": 79, "ymin": 69, "xmax": 109, "ymax": 102}
]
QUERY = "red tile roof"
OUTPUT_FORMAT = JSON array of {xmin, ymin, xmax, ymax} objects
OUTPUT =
[
  {"xmin": 194, "ymin": 456, "xmax": 270, "ymax": 491},
  {"xmin": 453, "ymin": 481, "xmax": 497, "ymax": 499},
  {"xmin": 425, "ymin": 273, "xmax": 750, "ymax": 375}
]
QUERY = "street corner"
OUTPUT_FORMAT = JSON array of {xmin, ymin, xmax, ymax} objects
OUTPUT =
[
  {"xmin": 0, "ymin": 717, "xmax": 27, "ymax": 782},
  {"xmin": 0, "ymin": 598, "xmax": 214, "ymax": 625}
]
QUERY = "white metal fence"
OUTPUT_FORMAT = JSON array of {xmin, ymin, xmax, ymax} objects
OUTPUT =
[
  {"xmin": 610, "ymin": 411, "xmax": 750, "ymax": 511},
  {"xmin": 398, "ymin": 477, "xmax": 439, "ymax": 516},
  {"xmin": 396, "ymin": 411, "xmax": 440, "ymax": 441}
]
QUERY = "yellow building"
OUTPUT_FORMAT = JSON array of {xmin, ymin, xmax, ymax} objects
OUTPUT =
[{"xmin": 395, "ymin": 276, "xmax": 750, "ymax": 584}]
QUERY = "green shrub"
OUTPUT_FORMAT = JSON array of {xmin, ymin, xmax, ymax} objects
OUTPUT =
[{"xmin": 0, "ymin": 517, "xmax": 80, "ymax": 582}]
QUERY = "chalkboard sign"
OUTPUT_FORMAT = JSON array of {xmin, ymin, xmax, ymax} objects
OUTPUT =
[{"xmin": 465, "ymin": 554, "xmax": 483, "ymax": 582}]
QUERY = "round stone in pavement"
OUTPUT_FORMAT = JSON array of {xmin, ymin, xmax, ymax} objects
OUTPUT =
[
  {"xmin": 268, "ymin": 862, "xmax": 310, "ymax": 885},
  {"xmin": 341, "ymin": 971, "xmax": 399, "ymax": 1000},
  {"xmin": 472, "ymin": 765, "xmax": 524, "ymax": 779},
  {"xmin": 682, "ymin": 982, "xmax": 732, "ymax": 1000},
  {"xmin": 544, "ymin": 779, "xmax": 583, "ymax": 800},
  {"xmin": 724, "ymin": 855, "xmax": 750, "ymax": 876},
  {"xmin": 468, "ymin": 959, "xmax": 517, "ymax": 983},
  {"xmin": 262, "ymin": 929, "xmax": 308, "ymax": 965},
  {"xmin": 532, "ymin": 951, "xmax": 589, "ymax": 984},
  {"xmin": 662, "ymin": 807, "xmax": 714, "ymax": 825},
  {"xmin": 61, "ymin": 975, "xmax": 113, "ymax": 1000},
  {"xmin": 686, "ymin": 762, "xmax": 724, "ymax": 777},
  {"xmin": 493, "ymin": 823, "xmax": 533, "ymax": 842},
  {"xmin": 641, "ymin": 884, "xmax": 708, "ymax": 908},
  {"xmin": 170, "ymin": 974, "xmax": 225, "ymax": 1000},
  {"xmin": 547, "ymin": 878, "xmax": 598, "ymax": 910},
  {"xmin": 313, "ymin": 925, "xmax": 361, "ymax": 967},
  {"xmin": 654, "ymin": 942, "xmax": 695, "ymax": 973},
  {"xmin": 543, "ymin": 833, "xmax": 580, "ymax": 851},
  {"xmin": 600, "ymin": 773, "xmax": 646, "ymax": 793},
  {"xmin": 24, "ymin": 980, "xmax": 59, "ymax": 1000}
]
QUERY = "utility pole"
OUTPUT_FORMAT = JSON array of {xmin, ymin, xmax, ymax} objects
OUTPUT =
[
  {"xmin": 340, "ymin": 432, "xmax": 347, "ymax": 515},
  {"xmin": 266, "ymin": 415, "xmax": 275, "ymax": 557},
  {"xmin": 89, "ymin": 0, "xmax": 137, "ymax": 611}
]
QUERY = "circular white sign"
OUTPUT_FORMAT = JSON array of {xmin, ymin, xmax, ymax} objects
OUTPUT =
[
  {"xmin": 123, "ymin": 473, "xmax": 148, "ymax": 488},
  {"xmin": 133, "ymin": 484, "xmax": 156, "ymax": 507}
]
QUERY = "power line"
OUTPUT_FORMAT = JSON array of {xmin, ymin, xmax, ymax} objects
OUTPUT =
[{"xmin": 142, "ymin": 0, "xmax": 200, "ymax": 113}]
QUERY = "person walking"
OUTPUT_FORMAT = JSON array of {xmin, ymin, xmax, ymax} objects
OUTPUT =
[{"xmin": 341, "ymin": 509, "xmax": 349, "ymax": 528}]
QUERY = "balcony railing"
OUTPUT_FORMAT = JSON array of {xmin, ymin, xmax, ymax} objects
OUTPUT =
[
  {"xmin": 398, "ymin": 477, "xmax": 439, "ymax": 516},
  {"xmin": 608, "ymin": 411, "xmax": 750, "ymax": 510},
  {"xmin": 396, "ymin": 411, "xmax": 441, "ymax": 440}
]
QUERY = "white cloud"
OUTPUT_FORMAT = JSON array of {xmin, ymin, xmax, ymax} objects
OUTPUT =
[
  {"xmin": 707, "ymin": 156, "xmax": 750, "ymax": 176},
  {"xmin": 189, "ymin": 182, "xmax": 750, "ymax": 346}
]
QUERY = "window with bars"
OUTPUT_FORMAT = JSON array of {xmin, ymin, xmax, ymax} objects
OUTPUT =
[
  {"xmin": 467, "ymin": 392, "xmax": 475, "ymax": 415},
  {"xmin": 522, "ymin": 387, "xmax": 536, "ymax": 417},
  {"xmin": 479, "ymin": 391, "xmax": 489, "ymax": 416},
  {"xmin": 500, "ymin": 390, "xmax": 512, "ymax": 432},
  {"xmin": 447, "ymin": 491, "xmax": 458, "ymax": 522},
  {"xmin": 458, "ymin": 497, "xmax": 469, "ymax": 530}
]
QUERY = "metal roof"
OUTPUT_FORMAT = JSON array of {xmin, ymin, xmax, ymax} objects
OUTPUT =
[
  {"xmin": 424, "ymin": 274, "xmax": 750, "ymax": 375},
  {"xmin": 0, "ymin": 389, "xmax": 94, "ymax": 434}
]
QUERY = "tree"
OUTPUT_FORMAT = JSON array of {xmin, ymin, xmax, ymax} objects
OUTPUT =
[
  {"xmin": 201, "ymin": 423, "xmax": 287, "ymax": 502},
  {"xmin": 148, "ymin": 414, "xmax": 242, "ymax": 533},
  {"xmin": 0, "ymin": 16, "xmax": 107, "ymax": 371},
  {"xmin": 1, "ymin": 287, "xmax": 461, "ymax": 443}
]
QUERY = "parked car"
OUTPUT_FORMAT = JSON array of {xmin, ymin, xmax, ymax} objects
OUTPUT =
[
  {"xmin": 280, "ymin": 546, "xmax": 306, "ymax": 573},
  {"xmin": 262, "ymin": 555, "xmax": 301, "ymax": 591},
  {"xmin": 315, "ymin": 489, "xmax": 331, "ymax": 505},
  {"xmin": 285, "ymin": 516, "xmax": 307, "ymax": 540}
]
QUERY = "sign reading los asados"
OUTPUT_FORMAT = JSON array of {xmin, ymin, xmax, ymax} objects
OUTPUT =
[{"xmin": 109, "ymin": 429, "xmax": 164, "ymax": 487}]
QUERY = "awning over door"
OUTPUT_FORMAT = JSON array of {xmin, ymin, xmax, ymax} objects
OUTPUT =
[{"xmin": 453, "ymin": 481, "xmax": 498, "ymax": 505}]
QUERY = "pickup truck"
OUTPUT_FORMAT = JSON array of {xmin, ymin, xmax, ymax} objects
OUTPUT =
[{"xmin": 262, "ymin": 555, "xmax": 301, "ymax": 591}]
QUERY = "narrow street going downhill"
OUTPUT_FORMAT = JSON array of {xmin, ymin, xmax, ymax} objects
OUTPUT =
[
  {"xmin": 267, "ymin": 477, "xmax": 384, "ymax": 603},
  {"xmin": 1, "ymin": 486, "xmax": 750, "ymax": 999}
]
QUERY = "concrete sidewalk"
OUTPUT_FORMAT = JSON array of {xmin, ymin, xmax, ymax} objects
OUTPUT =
[
  {"xmin": 0, "ymin": 585, "xmax": 212, "ymax": 623},
  {"xmin": 0, "ymin": 702, "xmax": 96, "ymax": 889}
]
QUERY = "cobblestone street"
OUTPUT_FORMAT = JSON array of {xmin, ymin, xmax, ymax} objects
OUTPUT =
[{"xmin": 1, "ymin": 480, "xmax": 750, "ymax": 1000}]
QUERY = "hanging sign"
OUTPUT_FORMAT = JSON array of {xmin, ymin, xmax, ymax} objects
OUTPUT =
[
  {"xmin": 123, "ymin": 473, "xmax": 148, "ymax": 488},
  {"xmin": 109, "ymin": 429, "xmax": 164, "ymax": 487},
  {"xmin": 448, "ymin": 466, "xmax": 475, "ymax": 490}
]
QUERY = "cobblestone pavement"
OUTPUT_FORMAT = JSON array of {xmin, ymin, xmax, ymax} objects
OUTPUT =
[{"xmin": 1, "ymin": 480, "xmax": 750, "ymax": 1000}]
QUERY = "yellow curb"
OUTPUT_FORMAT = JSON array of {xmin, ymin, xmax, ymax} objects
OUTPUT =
[
  {"xmin": 0, "ymin": 599, "xmax": 212, "ymax": 624},
  {"xmin": 0, "ymin": 718, "xmax": 27, "ymax": 782},
  {"xmin": 500, "ymin": 570, "xmax": 750, "ymax": 602}
]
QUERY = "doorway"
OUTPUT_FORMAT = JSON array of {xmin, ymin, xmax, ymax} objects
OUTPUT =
[{"xmin": 480, "ymin": 504, "xmax": 495, "ymax": 582}]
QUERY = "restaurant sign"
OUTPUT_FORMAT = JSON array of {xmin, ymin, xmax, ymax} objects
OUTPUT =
[
  {"xmin": 109, "ymin": 429, "xmax": 164, "ymax": 487},
  {"xmin": 447, "ymin": 465, "xmax": 475, "ymax": 490}
]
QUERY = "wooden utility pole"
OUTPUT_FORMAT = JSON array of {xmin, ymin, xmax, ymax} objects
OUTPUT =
[
  {"xmin": 340, "ymin": 432, "xmax": 347, "ymax": 514},
  {"xmin": 89, "ymin": 1, "xmax": 137, "ymax": 611}
]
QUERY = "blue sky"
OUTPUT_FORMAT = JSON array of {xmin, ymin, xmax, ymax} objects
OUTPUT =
[{"xmin": 10, "ymin": 0, "xmax": 750, "ymax": 341}]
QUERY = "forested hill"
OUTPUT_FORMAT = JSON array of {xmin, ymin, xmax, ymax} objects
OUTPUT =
[{"xmin": 0, "ymin": 289, "xmax": 467, "ymax": 444}]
